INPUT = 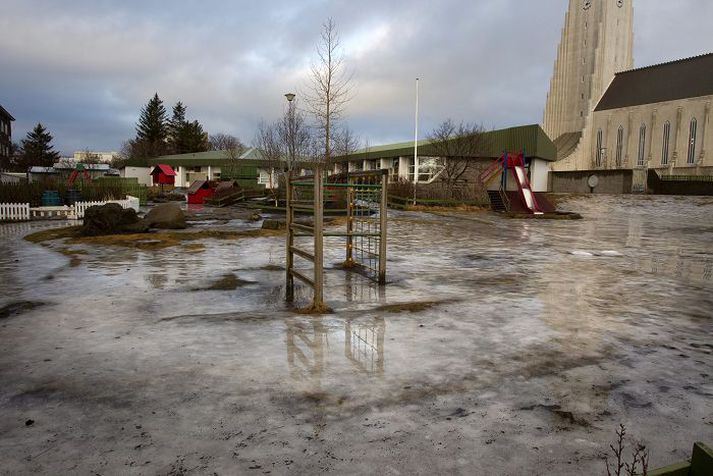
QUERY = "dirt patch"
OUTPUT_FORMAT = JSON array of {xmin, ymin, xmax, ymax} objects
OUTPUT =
[
  {"xmin": 57, "ymin": 248, "xmax": 87, "ymax": 267},
  {"xmin": 407, "ymin": 205, "xmax": 487, "ymax": 213},
  {"xmin": 194, "ymin": 273, "xmax": 256, "ymax": 291},
  {"xmin": 519, "ymin": 403, "xmax": 592, "ymax": 427},
  {"xmin": 0, "ymin": 301, "xmax": 46, "ymax": 319},
  {"xmin": 25, "ymin": 226, "xmax": 284, "ymax": 250},
  {"xmin": 181, "ymin": 243, "xmax": 206, "ymax": 252},
  {"xmin": 503, "ymin": 211, "xmax": 583, "ymax": 220},
  {"xmin": 375, "ymin": 299, "xmax": 459, "ymax": 313},
  {"xmin": 294, "ymin": 303, "xmax": 334, "ymax": 315}
]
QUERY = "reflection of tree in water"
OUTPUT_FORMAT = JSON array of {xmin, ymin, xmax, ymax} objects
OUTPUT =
[
  {"xmin": 145, "ymin": 272, "xmax": 168, "ymax": 289},
  {"xmin": 644, "ymin": 252, "xmax": 711, "ymax": 286}
]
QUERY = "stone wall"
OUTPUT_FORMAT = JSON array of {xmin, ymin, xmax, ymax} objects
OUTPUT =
[{"xmin": 550, "ymin": 170, "xmax": 633, "ymax": 194}]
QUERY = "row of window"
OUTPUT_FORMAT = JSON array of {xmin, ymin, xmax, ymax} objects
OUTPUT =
[
  {"xmin": 0, "ymin": 120, "xmax": 9, "ymax": 136},
  {"xmin": 596, "ymin": 118, "xmax": 699, "ymax": 167}
]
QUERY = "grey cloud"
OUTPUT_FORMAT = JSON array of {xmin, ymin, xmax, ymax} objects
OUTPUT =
[{"xmin": 0, "ymin": 0, "xmax": 710, "ymax": 155}]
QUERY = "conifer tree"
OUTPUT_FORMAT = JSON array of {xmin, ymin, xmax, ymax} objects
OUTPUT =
[
  {"xmin": 136, "ymin": 93, "xmax": 168, "ymax": 142},
  {"xmin": 168, "ymin": 102, "xmax": 209, "ymax": 154},
  {"xmin": 168, "ymin": 102, "xmax": 186, "ymax": 150},
  {"xmin": 20, "ymin": 123, "xmax": 60, "ymax": 168},
  {"xmin": 134, "ymin": 93, "xmax": 168, "ymax": 158},
  {"xmin": 183, "ymin": 120, "xmax": 209, "ymax": 153}
]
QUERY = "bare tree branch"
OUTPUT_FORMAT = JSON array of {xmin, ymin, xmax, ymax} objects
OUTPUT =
[
  {"xmin": 304, "ymin": 17, "xmax": 353, "ymax": 164},
  {"xmin": 426, "ymin": 119, "xmax": 490, "ymax": 199},
  {"xmin": 209, "ymin": 133, "xmax": 246, "ymax": 160}
]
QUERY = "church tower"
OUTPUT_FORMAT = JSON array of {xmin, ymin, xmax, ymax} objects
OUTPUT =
[{"xmin": 543, "ymin": 0, "xmax": 633, "ymax": 143}]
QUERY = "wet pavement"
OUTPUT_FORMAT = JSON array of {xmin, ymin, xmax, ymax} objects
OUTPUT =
[{"xmin": 0, "ymin": 195, "xmax": 711, "ymax": 475}]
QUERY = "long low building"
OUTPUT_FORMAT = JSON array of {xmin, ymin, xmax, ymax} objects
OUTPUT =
[
  {"xmin": 332, "ymin": 124, "xmax": 557, "ymax": 192},
  {"xmin": 147, "ymin": 148, "xmax": 280, "ymax": 189}
]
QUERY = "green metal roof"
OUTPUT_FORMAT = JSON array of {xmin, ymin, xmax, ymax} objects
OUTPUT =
[
  {"xmin": 148, "ymin": 147, "xmax": 276, "ymax": 167},
  {"xmin": 336, "ymin": 124, "xmax": 557, "ymax": 162}
]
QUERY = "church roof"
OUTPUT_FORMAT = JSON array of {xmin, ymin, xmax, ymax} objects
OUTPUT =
[
  {"xmin": 552, "ymin": 131, "xmax": 582, "ymax": 160},
  {"xmin": 595, "ymin": 53, "xmax": 713, "ymax": 111}
]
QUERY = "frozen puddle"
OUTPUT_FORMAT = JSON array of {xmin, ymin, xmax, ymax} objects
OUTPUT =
[{"xmin": 0, "ymin": 195, "xmax": 711, "ymax": 475}]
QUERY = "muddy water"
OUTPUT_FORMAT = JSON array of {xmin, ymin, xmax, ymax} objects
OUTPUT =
[{"xmin": 0, "ymin": 195, "xmax": 711, "ymax": 475}]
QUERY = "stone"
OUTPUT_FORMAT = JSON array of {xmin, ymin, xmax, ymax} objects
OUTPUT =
[
  {"xmin": 143, "ymin": 203, "xmax": 186, "ymax": 229},
  {"xmin": 81, "ymin": 203, "xmax": 145, "ymax": 236}
]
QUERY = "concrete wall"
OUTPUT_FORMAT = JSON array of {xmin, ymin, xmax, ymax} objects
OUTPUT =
[
  {"xmin": 551, "ymin": 170, "xmax": 633, "ymax": 194},
  {"xmin": 121, "ymin": 166, "xmax": 151, "ymax": 186},
  {"xmin": 530, "ymin": 159, "xmax": 550, "ymax": 192}
]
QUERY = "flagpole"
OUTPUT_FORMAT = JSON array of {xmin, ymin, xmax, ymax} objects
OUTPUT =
[{"xmin": 413, "ymin": 77, "xmax": 419, "ymax": 205}]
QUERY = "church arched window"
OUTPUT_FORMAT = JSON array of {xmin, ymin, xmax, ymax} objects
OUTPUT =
[
  {"xmin": 661, "ymin": 121, "xmax": 671, "ymax": 165},
  {"xmin": 687, "ymin": 118, "xmax": 698, "ymax": 164},
  {"xmin": 637, "ymin": 124, "xmax": 646, "ymax": 166},
  {"xmin": 616, "ymin": 126, "xmax": 624, "ymax": 166},
  {"xmin": 596, "ymin": 129, "xmax": 603, "ymax": 167}
]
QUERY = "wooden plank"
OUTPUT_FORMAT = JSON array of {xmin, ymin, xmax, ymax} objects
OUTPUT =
[
  {"xmin": 285, "ymin": 170, "xmax": 294, "ymax": 301},
  {"xmin": 290, "ymin": 269, "xmax": 315, "ymax": 287},
  {"xmin": 313, "ymin": 167, "xmax": 324, "ymax": 308},
  {"xmin": 290, "ymin": 222, "xmax": 314, "ymax": 233},
  {"xmin": 290, "ymin": 246, "xmax": 314, "ymax": 262}
]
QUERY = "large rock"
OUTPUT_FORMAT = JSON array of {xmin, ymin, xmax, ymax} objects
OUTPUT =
[
  {"xmin": 143, "ymin": 203, "xmax": 186, "ymax": 229},
  {"xmin": 81, "ymin": 203, "xmax": 148, "ymax": 236}
]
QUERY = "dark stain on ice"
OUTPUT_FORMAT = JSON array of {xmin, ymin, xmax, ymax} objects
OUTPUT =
[
  {"xmin": 0, "ymin": 301, "xmax": 46, "ymax": 319},
  {"xmin": 519, "ymin": 404, "xmax": 591, "ymax": 427}
]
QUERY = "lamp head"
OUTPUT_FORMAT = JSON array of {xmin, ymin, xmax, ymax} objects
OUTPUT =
[{"xmin": 284, "ymin": 93, "xmax": 296, "ymax": 102}]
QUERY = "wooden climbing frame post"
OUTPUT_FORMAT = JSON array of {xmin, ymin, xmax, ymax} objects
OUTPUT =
[{"xmin": 286, "ymin": 166, "xmax": 388, "ymax": 310}]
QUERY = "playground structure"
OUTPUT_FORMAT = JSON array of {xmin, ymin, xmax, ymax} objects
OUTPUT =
[
  {"xmin": 66, "ymin": 163, "xmax": 93, "ymax": 187},
  {"xmin": 285, "ymin": 167, "xmax": 388, "ymax": 311},
  {"xmin": 480, "ymin": 151, "xmax": 543, "ymax": 214}
]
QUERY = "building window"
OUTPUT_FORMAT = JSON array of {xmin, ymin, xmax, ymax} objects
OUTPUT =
[
  {"xmin": 595, "ymin": 128, "xmax": 603, "ymax": 167},
  {"xmin": 637, "ymin": 124, "xmax": 646, "ymax": 166},
  {"xmin": 615, "ymin": 126, "xmax": 624, "ymax": 166},
  {"xmin": 687, "ymin": 118, "xmax": 697, "ymax": 164},
  {"xmin": 661, "ymin": 121, "xmax": 671, "ymax": 165}
]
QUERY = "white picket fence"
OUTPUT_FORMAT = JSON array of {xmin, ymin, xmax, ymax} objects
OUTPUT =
[
  {"xmin": 0, "ymin": 195, "xmax": 140, "ymax": 222},
  {"xmin": 73, "ymin": 195, "xmax": 141, "ymax": 219},
  {"xmin": 0, "ymin": 203, "xmax": 31, "ymax": 221}
]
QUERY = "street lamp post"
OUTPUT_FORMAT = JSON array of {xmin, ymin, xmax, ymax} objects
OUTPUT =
[{"xmin": 285, "ymin": 93, "xmax": 296, "ymax": 172}]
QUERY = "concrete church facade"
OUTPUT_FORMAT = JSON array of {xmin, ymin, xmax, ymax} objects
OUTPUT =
[{"xmin": 545, "ymin": 0, "xmax": 713, "ymax": 193}]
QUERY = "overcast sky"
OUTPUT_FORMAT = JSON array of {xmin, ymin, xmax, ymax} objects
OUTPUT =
[{"xmin": 1, "ymin": 0, "xmax": 711, "ymax": 155}]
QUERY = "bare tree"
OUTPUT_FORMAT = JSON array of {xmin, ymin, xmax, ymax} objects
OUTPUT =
[
  {"xmin": 78, "ymin": 149, "xmax": 102, "ymax": 164},
  {"xmin": 277, "ymin": 98, "xmax": 312, "ymax": 171},
  {"xmin": 331, "ymin": 126, "xmax": 360, "ymax": 174},
  {"xmin": 209, "ymin": 132, "xmax": 245, "ymax": 160},
  {"xmin": 305, "ymin": 18, "xmax": 353, "ymax": 164},
  {"xmin": 254, "ymin": 121, "xmax": 282, "ymax": 205},
  {"xmin": 332, "ymin": 125, "xmax": 360, "ymax": 159},
  {"xmin": 427, "ymin": 119, "xmax": 490, "ymax": 199}
]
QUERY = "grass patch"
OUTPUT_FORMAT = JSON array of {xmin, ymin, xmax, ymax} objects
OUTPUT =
[
  {"xmin": 25, "ymin": 226, "xmax": 284, "ymax": 250},
  {"xmin": 24, "ymin": 226, "xmax": 82, "ymax": 243}
]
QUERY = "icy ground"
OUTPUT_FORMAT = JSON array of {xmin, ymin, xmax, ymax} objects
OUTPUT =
[{"xmin": 0, "ymin": 195, "xmax": 711, "ymax": 475}]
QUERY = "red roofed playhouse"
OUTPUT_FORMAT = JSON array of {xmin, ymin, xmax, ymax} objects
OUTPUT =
[
  {"xmin": 150, "ymin": 164, "xmax": 176, "ymax": 185},
  {"xmin": 186, "ymin": 179, "xmax": 216, "ymax": 204}
]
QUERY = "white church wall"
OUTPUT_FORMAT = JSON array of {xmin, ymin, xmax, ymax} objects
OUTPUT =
[{"xmin": 589, "ymin": 96, "xmax": 712, "ymax": 174}]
